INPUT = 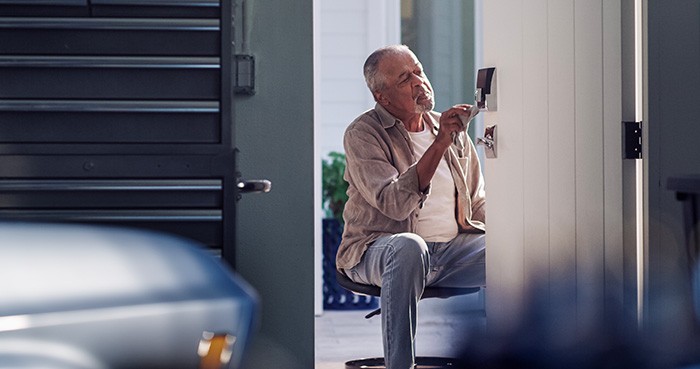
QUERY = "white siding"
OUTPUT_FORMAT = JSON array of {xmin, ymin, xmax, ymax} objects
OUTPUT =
[
  {"xmin": 318, "ymin": 0, "xmax": 400, "ymax": 158},
  {"xmin": 314, "ymin": 0, "xmax": 400, "ymax": 316}
]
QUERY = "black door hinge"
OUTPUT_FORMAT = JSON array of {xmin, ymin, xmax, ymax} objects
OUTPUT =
[{"xmin": 623, "ymin": 121, "xmax": 642, "ymax": 159}]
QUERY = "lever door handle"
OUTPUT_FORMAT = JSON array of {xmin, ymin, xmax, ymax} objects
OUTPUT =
[
  {"xmin": 476, "ymin": 136, "xmax": 494, "ymax": 149},
  {"xmin": 237, "ymin": 179, "xmax": 271, "ymax": 194},
  {"xmin": 476, "ymin": 125, "xmax": 497, "ymax": 158}
]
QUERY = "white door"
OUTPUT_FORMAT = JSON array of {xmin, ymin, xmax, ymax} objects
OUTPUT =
[{"xmin": 480, "ymin": 0, "xmax": 633, "ymax": 330}]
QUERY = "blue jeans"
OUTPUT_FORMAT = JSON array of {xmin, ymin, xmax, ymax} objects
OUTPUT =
[{"xmin": 343, "ymin": 232, "xmax": 485, "ymax": 369}]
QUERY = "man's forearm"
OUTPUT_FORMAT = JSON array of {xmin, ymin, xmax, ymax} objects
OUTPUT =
[{"xmin": 416, "ymin": 141, "xmax": 449, "ymax": 191}]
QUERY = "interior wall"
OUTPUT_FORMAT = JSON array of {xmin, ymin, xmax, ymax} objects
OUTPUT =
[
  {"xmin": 233, "ymin": 0, "xmax": 315, "ymax": 367},
  {"xmin": 645, "ymin": 0, "xmax": 700, "ymax": 334}
]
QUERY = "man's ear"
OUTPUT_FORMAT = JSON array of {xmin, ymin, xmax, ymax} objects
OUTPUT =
[{"xmin": 374, "ymin": 90, "xmax": 389, "ymax": 106}]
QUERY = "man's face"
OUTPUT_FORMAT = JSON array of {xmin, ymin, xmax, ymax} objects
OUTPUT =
[{"xmin": 375, "ymin": 50, "xmax": 435, "ymax": 119}]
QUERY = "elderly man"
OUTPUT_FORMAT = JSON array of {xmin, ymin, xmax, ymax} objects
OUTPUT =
[{"xmin": 336, "ymin": 44, "xmax": 486, "ymax": 369}]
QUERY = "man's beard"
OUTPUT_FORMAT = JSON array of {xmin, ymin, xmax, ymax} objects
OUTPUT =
[{"xmin": 415, "ymin": 99, "xmax": 434, "ymax": 113}]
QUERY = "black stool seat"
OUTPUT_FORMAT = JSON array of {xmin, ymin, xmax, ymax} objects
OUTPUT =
[
  {"xmin": 335, "ymin": 270, "xmax": 481, "ymax": 369},
  {"xmin": 335, "ymin": 270, "xmax": 480, "ymax": 318}
]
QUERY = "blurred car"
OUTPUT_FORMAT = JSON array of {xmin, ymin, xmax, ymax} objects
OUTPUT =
[{"xmin": 0, "ymin": 222, "xmax": 258, "ymax": 369}]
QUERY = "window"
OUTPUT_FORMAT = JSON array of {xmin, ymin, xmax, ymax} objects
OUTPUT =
[{"xmin": 401, "ymin": 0, "xmax": 479, "ymax": 138}]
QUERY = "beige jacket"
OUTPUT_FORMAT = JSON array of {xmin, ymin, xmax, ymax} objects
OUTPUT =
[{"xmin": 336, "ymin": 104, "xmax": 486, "ymax": 270}]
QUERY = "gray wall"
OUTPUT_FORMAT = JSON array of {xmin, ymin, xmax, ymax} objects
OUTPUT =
[
  {"xmin": 646, "ymin": 0, "xmax": 700, "ymax": 333},
  {"xmin": 233, "ymin": 0, "xmax": 315, "ymax": 367}
]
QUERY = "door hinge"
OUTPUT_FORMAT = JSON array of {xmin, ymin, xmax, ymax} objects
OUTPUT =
[{"xmin": 623, "ymin": 121, "xmax": 642, "ymax": 159}]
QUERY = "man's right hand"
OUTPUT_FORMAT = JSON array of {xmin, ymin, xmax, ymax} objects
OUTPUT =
[{"xmin": 435, "ymin": 104, "xmax": 477, "ymax": 149}]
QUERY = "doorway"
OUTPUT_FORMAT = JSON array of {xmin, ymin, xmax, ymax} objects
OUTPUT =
[{"xmin": 313, "ymin": 0, "xmax": 483, "ymax": 367}]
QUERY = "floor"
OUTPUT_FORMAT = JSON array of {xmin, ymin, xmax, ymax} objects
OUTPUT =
[{"xmin": 314, "ymin": 291, "xmax": 487, "ymax": 369}]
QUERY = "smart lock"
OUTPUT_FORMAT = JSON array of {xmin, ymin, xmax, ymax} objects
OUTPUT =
[
  {"xmin": 475, "ymin": 67, "xmax": 497, "ymax": 111},
  {"xmin": 474, "ymin": 67, "xmax": 497, "ymax": 158}
]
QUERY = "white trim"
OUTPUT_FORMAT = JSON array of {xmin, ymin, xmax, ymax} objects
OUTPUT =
[
  {"xmin": 365, "ymin": 0, "xmax": 401, "ymax": 108},
  {"xmin": 634, "ymin": 0, "xmax": 645, "ymax": 326},
  {"xmin": 313, "ymin": 0, "xmax": 323, "ymax": 317}
]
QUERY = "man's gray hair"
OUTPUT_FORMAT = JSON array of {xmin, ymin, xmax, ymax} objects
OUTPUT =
[{"xmin": 363, "ymin": 44, "xmax": 411, "ymax": 94}]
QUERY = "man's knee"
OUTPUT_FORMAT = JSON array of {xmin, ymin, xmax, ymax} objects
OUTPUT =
[{"xmin": 389, "ymin": 232, "xmax": 429, "ymax": 267}]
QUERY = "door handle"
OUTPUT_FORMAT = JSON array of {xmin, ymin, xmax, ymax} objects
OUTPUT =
[
  {"xmin": 237, "ymin": 179, "xmax": 271, "ymax": 194},
  {"xmin": 476, "ymin": 125, "xmax": 497, "ymax": 158}
]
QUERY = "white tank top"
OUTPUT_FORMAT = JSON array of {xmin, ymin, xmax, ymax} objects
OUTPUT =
[{"xmin": 408, "ymin": 126, "xmax": 459, "ymax": 242}]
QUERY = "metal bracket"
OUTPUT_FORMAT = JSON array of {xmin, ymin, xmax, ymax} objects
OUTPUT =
[{"xmin": 623, "ymin": 121, "xmax": 642, "ymax": 159}]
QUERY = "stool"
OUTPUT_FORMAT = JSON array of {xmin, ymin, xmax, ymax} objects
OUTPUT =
[{"xmin": 335, "ymin": 270, "xmax": 481, "ymax": 369}]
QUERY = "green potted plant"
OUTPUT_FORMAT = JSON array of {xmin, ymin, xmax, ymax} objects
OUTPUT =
[
  {"xmin": 321, "ymin": 152, "xmax": 378, "ymax": 310},
  {"xmin": 322, "ymin": 151, "xmax": 349, "ymax": 222}
]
